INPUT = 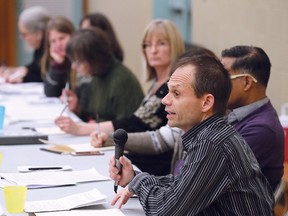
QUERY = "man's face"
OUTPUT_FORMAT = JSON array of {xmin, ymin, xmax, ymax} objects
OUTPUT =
[
  {"xmin": 221, "ymin": 57, "xmax": 245, "ymax": 109},
  {"xmin": 162, "ymin": 65, "xmax": 206, "ymax": 132}
]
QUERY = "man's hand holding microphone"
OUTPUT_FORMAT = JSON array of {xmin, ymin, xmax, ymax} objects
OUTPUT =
[{"xmin": 110, "ymin": 129, "xmax": 136, "ymax": 208}]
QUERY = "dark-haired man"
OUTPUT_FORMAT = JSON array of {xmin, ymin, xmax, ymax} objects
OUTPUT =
[
  {"xmin": 109, "ymin": 51, "xmax": 274, "ymax": 215},
  {"xmin": 222, "ymin": 45, "xmax": 284, "ymax": 191}
]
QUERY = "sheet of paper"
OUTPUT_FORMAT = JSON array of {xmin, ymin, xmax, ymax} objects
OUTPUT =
[
  {"xmin": 0, "ymin": 168, "xmax": 110, "ymax": 189},
  {"xmin": 25, "ymin": 188, "xmax": 107, "ymax": 213},
  {"xmin": 0, "ymin": 82, "xmax": 44, "ymax": 95},
  {"xmin": 34, "ymin": 209, "xmax": 126, "ymax": 216},
  {"xmin": 36, "ymin": 127, "xmax": 66, "ymax": 135}
]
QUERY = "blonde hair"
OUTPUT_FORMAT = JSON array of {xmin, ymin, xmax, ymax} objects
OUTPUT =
[{"xmin": 142, "ymin": 19, "xmax": 185, "ymax": 81}]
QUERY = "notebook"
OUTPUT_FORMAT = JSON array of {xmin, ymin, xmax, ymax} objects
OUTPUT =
[{"xmin": 0, "ymin": 128, "xmax": 48, "ymax": 145}]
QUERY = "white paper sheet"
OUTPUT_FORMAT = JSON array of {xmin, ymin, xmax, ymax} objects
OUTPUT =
[
  {"xmin": 0, "ymin": 168, "xmax": 110, "ymax": 189},
  {"xmin": 0, "ymin": 83, "xmax": 44, "ymax": 95},
  {"xmin": 25, "ymin": 188, "xmax": 107, "ymax": 213},
  {"xmin": 36, "ymin": 127, "xmax": 66, "ymax": 135}
]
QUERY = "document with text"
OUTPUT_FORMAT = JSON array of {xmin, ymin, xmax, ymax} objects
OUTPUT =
[
  {"xmin": 25, "ymin": 188, "xmax": 108, "ymax": 212},
  {"xmin": 0, "ymin": 168, "xmax": 110, "ymax": 189}
]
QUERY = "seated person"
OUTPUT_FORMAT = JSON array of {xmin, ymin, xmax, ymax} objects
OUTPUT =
[
  {"xmin": 41, "ymin": 16, "xmax": 75, "ymax": 97},
  {"xmin": 221, "ymin": 45, "xmax": 284, "ymax": 191},
  {"xmin": 80, "ymin": 12, "xmax": 124, "ymax": 62},
  {"xmin": 93, "ymin": 45, "xmax": 284, "ymax": 191},
  {"xmin": 0, "ymin": 6, "xmax": 50, "ymax": 83},
  {"xmin": 54, "ymin": 27, "xmax": 144, "ymax": 124},
  {"xmin": 109, "ymin": 51, "xmax": 274, "ymax": 215},
  {"xmin": 55, "ymin": 19, "xmax": 185, "ymax": 175}
]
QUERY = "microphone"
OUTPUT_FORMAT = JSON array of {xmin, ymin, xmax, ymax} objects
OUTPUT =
[{"xmin": 113, "ymin": 128, "xmax": 128, "ymax": 193}]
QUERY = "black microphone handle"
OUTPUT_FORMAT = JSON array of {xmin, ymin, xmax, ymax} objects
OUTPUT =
[{"xmin": 113, "ymin": 129, "xmax": 128, "ymax": 193}]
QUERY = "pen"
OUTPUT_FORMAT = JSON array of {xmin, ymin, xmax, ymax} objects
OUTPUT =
[
  {"xmin": 59, "ymin": 104, "xmax": 68, "ymax": 116},
  {"xmin": 63, "ymin": 82, "xmax": 70, "ymax": 105},
  {"xmin": 28, "ymin": 167, "xmax": 63, "ymax": 171}
]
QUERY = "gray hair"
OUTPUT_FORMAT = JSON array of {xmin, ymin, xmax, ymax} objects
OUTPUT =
[{"xmin": 19, "ymin": 6, "xmax": 50, "ymax": 33}]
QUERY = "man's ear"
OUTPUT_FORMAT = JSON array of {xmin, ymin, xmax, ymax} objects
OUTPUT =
[
  {"xmin": 243, "ymin": 76, "xmax": 253, "ymax": 91},
  {"xmin": 202, "ymin": 94, "xmax": 214, "ymax": 112}
]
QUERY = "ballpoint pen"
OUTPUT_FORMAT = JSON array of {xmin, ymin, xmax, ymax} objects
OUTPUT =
[
  {"xmin": 63, "ymin": 82, "xmax": 70, "ymax": 105},
  {"xmin": 59, "ymin": 104, "xmax": 68, "ymax": 116},
  {"xmin": 60, "ymin": 82, "xmax": 69, "ymax": 116}
]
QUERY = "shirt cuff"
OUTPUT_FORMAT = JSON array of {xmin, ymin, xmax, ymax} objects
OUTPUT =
[{"xmin": 128, "ymin": 172, "xmax": 150, "ymax": 194}]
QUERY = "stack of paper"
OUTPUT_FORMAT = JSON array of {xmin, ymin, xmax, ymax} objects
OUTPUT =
[
  {"xmin": 0, "ymin": 168, "xmax": 110, "ymax": 189},
  {"xmin": 25, "ymin": 188, "xmax": 107, "ymax": 212}
]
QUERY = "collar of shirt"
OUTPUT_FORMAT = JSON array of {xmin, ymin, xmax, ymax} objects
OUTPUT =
[
  {"xmin": 181, "ymin": 114, "xmax": 225, "ymax": 151},
  {"xmin": 227, "ymin": 97, "xmax": 269, "ymax": 124}
]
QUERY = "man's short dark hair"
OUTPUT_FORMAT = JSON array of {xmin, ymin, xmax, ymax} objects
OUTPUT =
[
  {"xmin": 221, "ymin": 45, "xmax": 271, "ymax": 87},
  {"xmin": 171, "ymin": 50, "xmax": 232, "ymax": 115}
]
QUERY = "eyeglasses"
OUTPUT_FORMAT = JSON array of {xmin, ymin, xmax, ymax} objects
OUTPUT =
[
  {"xmin": 142, "ymin": 40, "xmax": 169, "ymax": 50},
  {"xmin": 19, "ymin": 31, "xmax": 32, "ymax": 38},
  {"xmin": 230, "ymin": 74, "xmax": 258, "ymax": 83}
]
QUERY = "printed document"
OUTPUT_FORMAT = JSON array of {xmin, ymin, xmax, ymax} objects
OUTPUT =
[
  {"xmin": 25, "ymin": 188, "xmax": 107, "ymax": 212},
  {"xmin": 0, "ymin": 168, "xmax": 110, "ymax": 189}
]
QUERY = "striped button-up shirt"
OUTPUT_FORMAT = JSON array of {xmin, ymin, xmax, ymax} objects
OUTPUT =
[{"xmin": 129, "ymin": 114, "xmax": 274, "ymax": 215}]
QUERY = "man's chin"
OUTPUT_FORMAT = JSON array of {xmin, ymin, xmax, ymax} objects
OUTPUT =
[{"xmin": 167, "ymin": 120, "xmax": 176, "ymax": 128}]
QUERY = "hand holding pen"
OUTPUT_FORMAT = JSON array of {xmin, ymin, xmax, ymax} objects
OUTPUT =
[
  {"xmin": 60, "ymin": 83, "xmax": 79, "ymax": 113},
  {"xmin": 60, "ymin": 82, "xmax": 70, "ymax": 116}
]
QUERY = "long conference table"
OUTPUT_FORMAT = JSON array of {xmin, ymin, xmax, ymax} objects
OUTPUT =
[{"xmin": 0, "ymin": 83, "xmax": 145, "ymax": 216}]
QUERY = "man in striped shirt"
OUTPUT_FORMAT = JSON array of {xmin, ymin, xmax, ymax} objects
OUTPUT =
[{"xmin": 109, "ymin": 51, "xmax": 274, "ymax": 215}]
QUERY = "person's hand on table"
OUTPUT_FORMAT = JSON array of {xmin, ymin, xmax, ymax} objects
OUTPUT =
[
  {"xmin": 90, "ymin": 131, "xmax": 108, "ymax": 147},
  {"xmin": 6, "ymin": 67, "xmax": 27, "ymax": 83},
  {"xmin": 111, "ymin": 185, "xmax": 134, "ymax": 209},
  {"xmin": 60, "ymin": 89, "xmax": 78, "ymax": 112},
  {"xmin": 55, "ymin": 116, "xmax": 79, "ymax": 135}
]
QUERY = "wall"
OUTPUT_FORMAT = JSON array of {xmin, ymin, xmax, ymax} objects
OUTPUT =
[
  {"xmin": 88, "ymin": 0, "xmax": 153, "ymax": 91},
  {"xmin": 192, "ymin": 0, "xmax": 288, "ymax": 114}
]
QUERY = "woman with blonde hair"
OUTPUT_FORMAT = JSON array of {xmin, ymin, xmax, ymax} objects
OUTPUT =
[{"xmin": 41, "ymin": 16, "xmax": 75, "ymax": 97}]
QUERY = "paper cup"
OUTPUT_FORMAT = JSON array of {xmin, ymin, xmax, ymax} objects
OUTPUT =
[
  {"xmin": 4, "ymin": 185, "xmax": 27, "ymax": 213},
  {"xmin": 0, "ymin": 106, "xmax": 5, "ymax": 129}
]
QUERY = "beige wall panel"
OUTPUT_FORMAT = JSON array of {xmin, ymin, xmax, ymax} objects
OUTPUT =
[
  {"xmin": 192, "ymin": 0, "xmax": 288, "ymax": 113},
  {"xmin": 88, "ymin": 0, "xmax": 153, "ymax": 91}
]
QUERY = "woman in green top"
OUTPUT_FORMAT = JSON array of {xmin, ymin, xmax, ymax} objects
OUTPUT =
[{"xmin": 55, "ymin": 28, "xmax": 144, "ymax": 126}]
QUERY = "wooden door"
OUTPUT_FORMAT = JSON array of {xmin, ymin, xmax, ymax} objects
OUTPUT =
[{"xmin": 0, "ymin": 0, "xmax": 17, "ymax": 66}]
